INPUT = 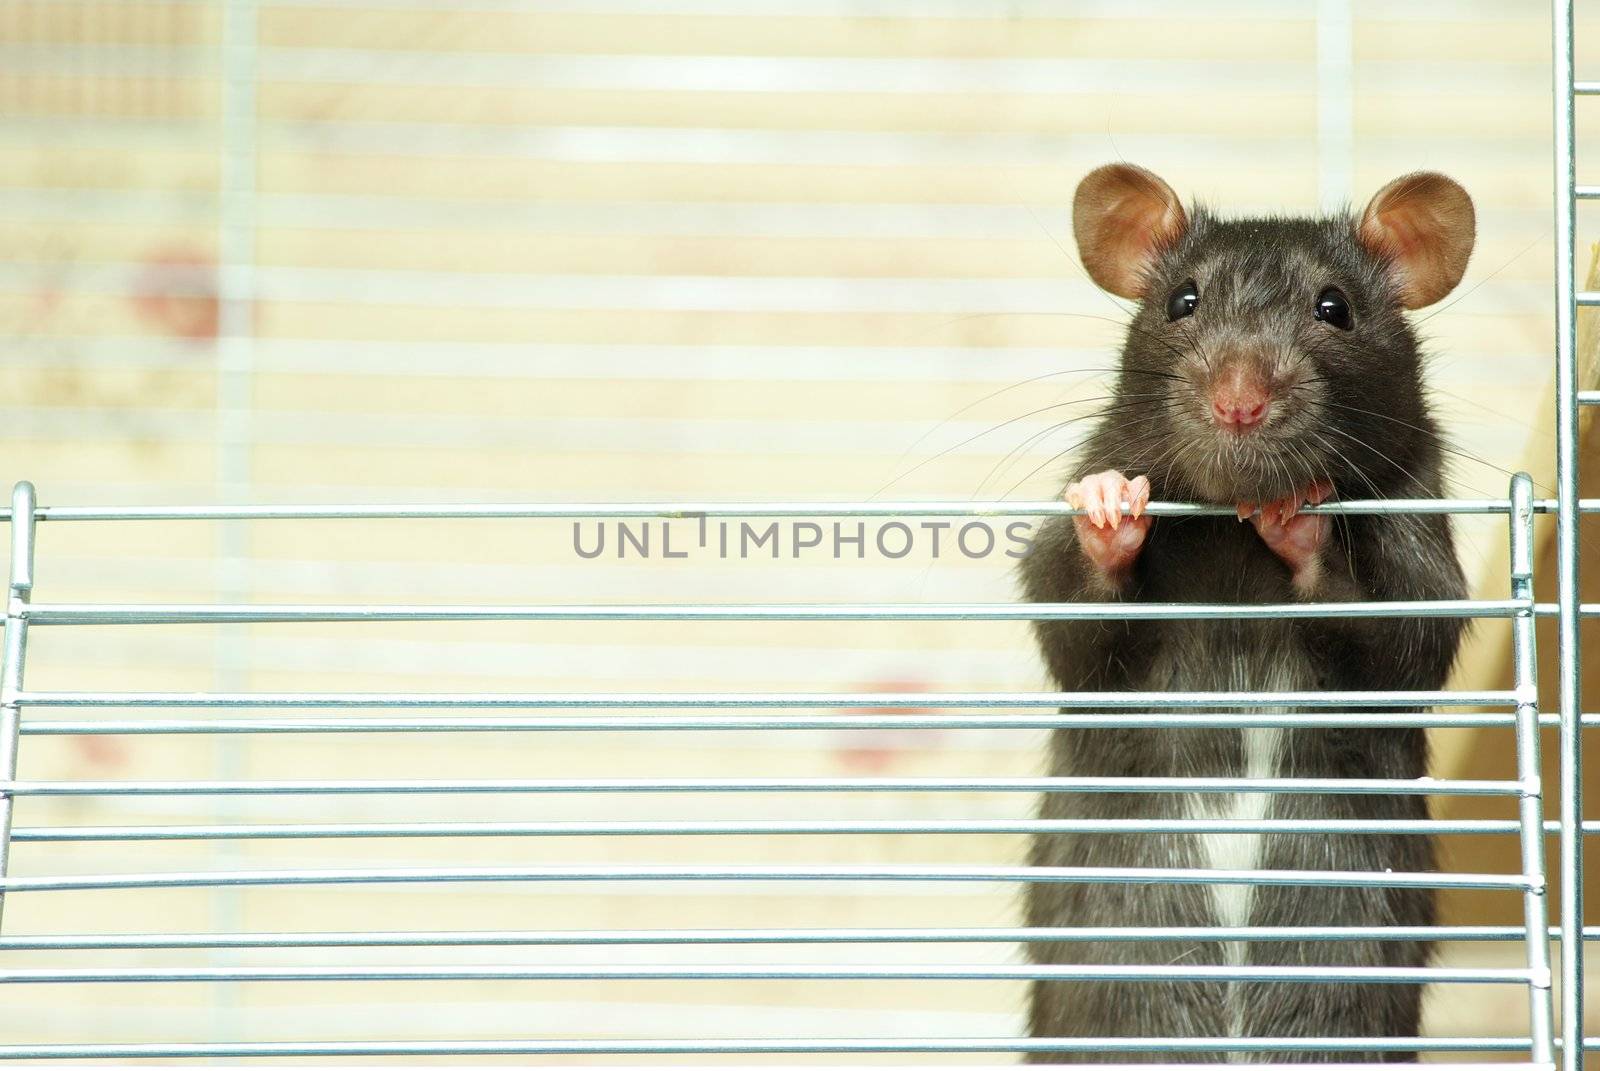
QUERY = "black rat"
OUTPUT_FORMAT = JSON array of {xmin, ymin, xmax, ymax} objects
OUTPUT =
[{"xmin": 1019, "ymin": 165, "xmax": 1474, "ymax": 1063}]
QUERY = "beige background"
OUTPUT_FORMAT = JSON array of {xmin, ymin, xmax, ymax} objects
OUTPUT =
[{"xmin": 0, "ymin": 0, "xmax": 1588, "ymax": 1061}]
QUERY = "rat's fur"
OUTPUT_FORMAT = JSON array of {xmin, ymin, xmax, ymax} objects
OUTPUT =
[{"xmin": 1020, "ymin": 203, "xmax": 1468, "ymax": 1062}]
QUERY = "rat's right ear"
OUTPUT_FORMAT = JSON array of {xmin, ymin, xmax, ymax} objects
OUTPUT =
[{"xmin": 1072, "ymin": 164, "xmax": 1188, "ymax": 299}]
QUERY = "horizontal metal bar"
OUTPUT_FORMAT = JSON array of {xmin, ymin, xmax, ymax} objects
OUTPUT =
[
  {"xmin": 0, "ymin": 775, "xmax": 1524, "ymax": 797},
  {"xmin": 22, "ymin": 599, "xmax": 1525, "ymax": 625},
  {"xmin": 15, "ymin": 711, "xmax": 1523, "ymax": 735},
  {"xmin": 0, "ymin": 865, "xmax": 1532, "ymax": 897},
  {"xmin": 1580, "ymin": 390, "xmax": 1600, "ymax": 405},
  {"xmin": 0, "ymin": 1040, "xmax": 1554, "ymax": 1063},
  {"xmin": 0, "ymin": 498, "xmax": 1533, "ymax": 522},
  {"xmin": 1577, "ymin": 186, "xmax": 1600, "ymax": 199},
  {"xmin": 13, "ymin": 711, "xmax": 1524, "ymax": 735},
  {"xmin": 17, "ymin": 600, "xmax": 1600, "ymax": 623},
  {"xmin": 1576, "ymin": 80, "xmax": 1600, "ymax": 94},
  {"xmin": 0, "ymin": 925, "xmax": 1570, "ymax": 951},
  {"xmin": 26, "ymin": 816, "xmax": 1600, "ymax": 841},
  {"xmin": 0, "ymin": 1050, "xmax": 1555, "ymax": 1069},
  {"xmin": 9, "ymin": 687, "xmax": 1516, "ymax": 711},
  {"xmin": 0, "ymin": 865, "xmax": 1532, "ymax": 895},
  {"xmin": 0, "ymin": 963, "xmax": 1532, "ymax": 985},
  {"xmin": 7, "ymin": 817, "xmax": 1526, "ymax": 841}
]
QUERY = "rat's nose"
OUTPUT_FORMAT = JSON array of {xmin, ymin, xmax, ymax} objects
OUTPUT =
[{"xmin": 1210, "ymin": 368, "xmax": 1271, "ymax": 431}]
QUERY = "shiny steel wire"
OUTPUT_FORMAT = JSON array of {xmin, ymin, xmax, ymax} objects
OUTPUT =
[
  {"xmin": 1510, "ymin": 473, "xmax": 1557, "ymax": 1058},
  {"xmin": 0, "ymin": 498, "xmax": 1560, "ymax": 521},
  {"xmin": 0, "ymin": 818, "xmax": 1539, "ymax": 840},
  {"xmin": 0, "ymin": 1041, "xmax": 1566, "ymax": 1063},
  {"xmin": 0, "ymin": 964, "xmax": 1538, "ymax": 985},
  {"xmin": 0, "ymin": 925, "xmax": 1578, "ymax": 950},
  {"xmin": 0, "ymin": 863, "xmax": 1539, "ymax": 895},
  {"xmin": 12, "ymin": 599, "xmax": 1531, "ymax": 624},
  {"xmin": 0, "ymin": 484, "xmax": 34, "ymax": 933},
  {"xmin": 1555, "ymin": 2, "xmax": 1586, "ymax": 1068},
  {"xmin": 0, "ymin": 775, "xmax": 1530, "ymax": 797},
  {"xmin": 8, "ymin": 688, "xmax": 1519, "ymax": 708},
  {"xmin": 0, "ymin": 479, "xmax": 1566, "ymax": 1066}
]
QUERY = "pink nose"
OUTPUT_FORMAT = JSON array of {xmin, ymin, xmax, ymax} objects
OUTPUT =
[{"xmin": 1211, "ymin": 372, "xmax": 1271, "ymax": 430}]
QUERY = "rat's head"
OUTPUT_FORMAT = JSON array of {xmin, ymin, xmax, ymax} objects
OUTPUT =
[{"xmin": 1073, "ymin": 163, "xmax": 1474, "ymax": 503}]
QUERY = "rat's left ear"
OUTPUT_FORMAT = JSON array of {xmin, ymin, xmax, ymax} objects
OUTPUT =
[{"xmin": 1357, "ymin": 172, "xmax": 1475, "ymax": 309}]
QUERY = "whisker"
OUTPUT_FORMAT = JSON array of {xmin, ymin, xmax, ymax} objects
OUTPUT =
[
  {"xmin": 1313, "ymin": 424, "xmax": 1440, "ymax": 500},
  {"xmin": 1305, "ymin": 398, "xmax": 1532, "ymax": 493},
  {"xmin": 872, "ymin": 397, "xmax": 1127, "ymax": 498},
  {"xmin": 880, "ymin": 368, "xmax": 1104, "ymax": 490},
  {"xmin": 971, "ymin": 397, "xmax": 1185, "ymax": 499},
  {"xmin": 998, "ymin": 406, "xmax": 1182, "ymax": 501}
]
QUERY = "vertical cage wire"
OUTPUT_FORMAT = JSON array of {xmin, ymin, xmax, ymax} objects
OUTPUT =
[
  {"xmin": 1554, "ymin": 2, "xmax": 1586, "ymax": 1068},
  {"xmin": 0, "ymin": 484, "xmax": 34, "ymax": 933},
  {"xmin": 1512, "ymin": 473, "xmax": 1557, "ymax": 1064}
]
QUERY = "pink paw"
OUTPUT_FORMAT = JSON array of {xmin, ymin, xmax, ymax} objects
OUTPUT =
[
  {"xmin": 1066, "ymin": 470, "xmax": 1152, "ymax": 579},
  {"xmin": 1240, "ymin": 480, "xmax": 1334, "ymax": 587}
]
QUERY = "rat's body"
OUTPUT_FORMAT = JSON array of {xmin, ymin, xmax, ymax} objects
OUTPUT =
[{"xmin": 1020, "ymin": 170, "xmax": 1472, "ymax": 1062}]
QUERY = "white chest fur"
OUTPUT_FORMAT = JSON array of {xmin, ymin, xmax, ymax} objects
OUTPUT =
[{"xmin": 1192, "ymin": 726, "xmax": 1283, "ymax": 947}]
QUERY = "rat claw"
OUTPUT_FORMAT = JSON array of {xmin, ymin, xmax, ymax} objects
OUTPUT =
[
  {"xmin": 1064, "ymin": 484, "xmax": 1089, "ymax": 520},
  {"xmin": 1084, "ymin": 493, "xmax": 1105, "ymax": 528},
  {"xmin": 1236, "ymin": 502, "xmax": 1255, "ymax": 522},
  {"xmin": 1083, "ymin": 491, "xmax": 1102, "ymax": 527},
  {"xmin": 1128, "ymin": 475, "xmax": 1151, "ymax": 519}
]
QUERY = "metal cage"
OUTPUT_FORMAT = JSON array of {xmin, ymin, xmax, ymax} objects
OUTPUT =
[
  {"xmin": 0, "ymin": 0, "xmax": 1589, "ymax": 1067},
  {"xmin": 0, "ymin": 481, "xmax": 1579, "ymax": 1066}
]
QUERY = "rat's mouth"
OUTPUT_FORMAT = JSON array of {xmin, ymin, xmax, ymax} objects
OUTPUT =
[
  {"xmin": 1154, "ymin": 383, "xmax": 1327, "ymax": 504},
  {"xmin": 1180, "ymin": 429, "xmax": 1317, "ymax": 505}
]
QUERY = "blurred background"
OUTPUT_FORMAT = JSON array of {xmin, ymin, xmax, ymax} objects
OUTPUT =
[{"xmin": 0, "ymin": 0, "xmax": 1590, "ymax": 1062}]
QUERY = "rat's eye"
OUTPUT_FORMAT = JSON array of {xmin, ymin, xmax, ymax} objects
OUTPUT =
[
  {"xmin": 1165, "ymin": 279, "xmax": 1199, "ymax": 322},
  {"xmin": 1315, "ymin": 286, "xmax": 1354, "ymax": 330}
]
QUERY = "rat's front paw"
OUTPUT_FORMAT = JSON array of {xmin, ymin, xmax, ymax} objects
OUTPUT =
[
  {"xmin": 1240, "ymin": 480, "xmax": 1334, "ymax": 590},
  {"xmin": 1066, "ymin": 470, "xmax": 1151, "ymax": 580}
]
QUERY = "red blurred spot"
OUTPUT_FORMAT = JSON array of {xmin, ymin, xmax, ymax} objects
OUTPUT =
[
  {"xmin": 834, "ymin": 678, "xmax": 938, "ymax": 772},
  {"xmin": 71, "ymin": 735, "xmax": 129, "ymax": 770},
  {"xmin": 130, "ymin": 247, "xmax": 219, "ymax": 343},
  {"xmin": 28, "ymin": 285, "xmax": 63, "ymax": 321}
]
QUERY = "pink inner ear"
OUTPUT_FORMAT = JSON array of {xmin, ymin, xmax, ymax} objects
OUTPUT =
[
  {"xmin": 1357, "ymin": 172, "xmax": 1474, "ymax": 308},
  {"xmin": 1362, "ymin": 209, "xmax": 1426, "ymax": 302},
  {"xmin": 1073, "ymin": 163, "xmax": 1187, "ymax": 298},
  {"xmin": 1116, "ymin": 197, "xmax": 1180, "ymax": 258},
  {"xmin": 1371, "ymin": 210, "xmax": 1424, "ymax": 260},
  {"xmin": 1099, "ymin": 209, "xmax": 1158, "ymax": 294}
]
